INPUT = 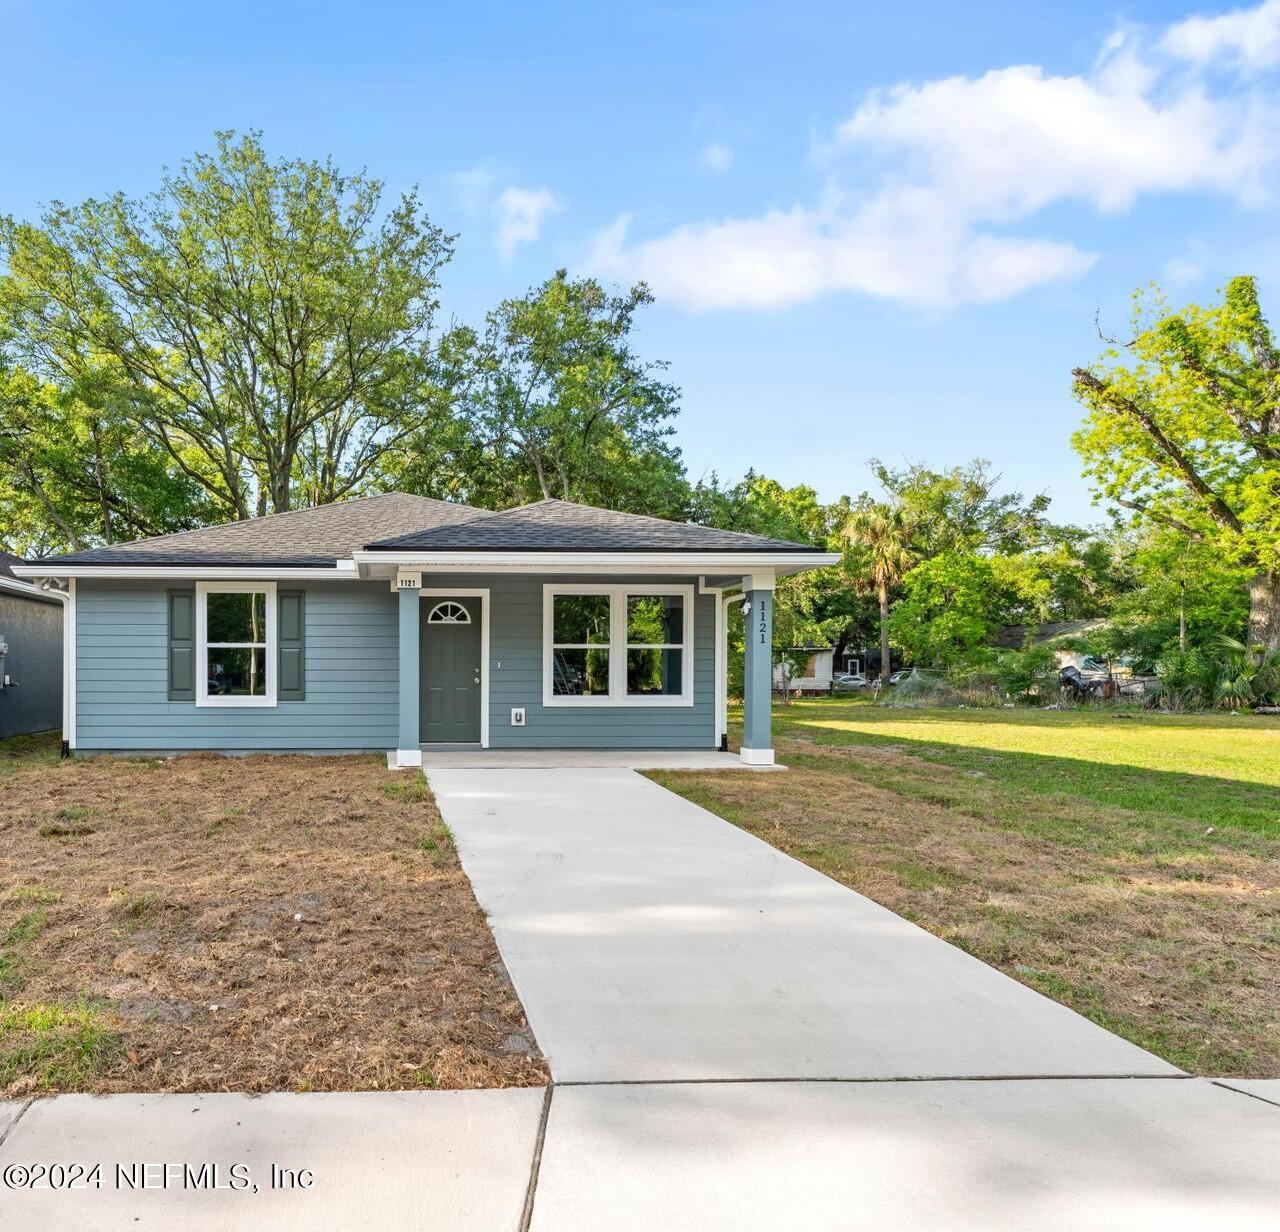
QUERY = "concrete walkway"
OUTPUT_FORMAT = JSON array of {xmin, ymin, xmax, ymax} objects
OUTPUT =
[{"xmin": 428, "ymin": 767, "xmax": 1176, "ymax": 1083}]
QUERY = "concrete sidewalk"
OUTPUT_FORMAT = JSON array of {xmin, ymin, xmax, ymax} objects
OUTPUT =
[
  {"xmin": 0, "ymin": 1089, "xmax": 545, "ymax": 1231},
  {"xmin": 4, "ymin": 1080, "xmax": 1276, "ymax": 1230},
  {"xmin": 530, "ymin": 1078, "xmax": 1280, "ymax": 1231},
  {"xmin": 428, "ymin": 767, "xmax": 1176, "ymax": 1083}
]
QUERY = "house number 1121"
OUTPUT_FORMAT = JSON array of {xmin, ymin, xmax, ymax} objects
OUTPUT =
[{"xmin": 758, "ymin": 600, "xmax": 767, "ymax": 644}]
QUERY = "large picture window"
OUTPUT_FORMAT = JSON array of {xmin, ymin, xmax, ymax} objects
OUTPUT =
[
  {"xmin": 196, "ymin": 581, "xmax": 277, "ymax": 707},
  {"xmin": 543, "ymin": 584, "xmax": 693, "ymax": 706}
]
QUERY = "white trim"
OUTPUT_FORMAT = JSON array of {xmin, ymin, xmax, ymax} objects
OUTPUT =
[
  {"xmin": 0, "ymin": 573, "xmax": 60, "ymax": 601},
  {"xmin": 740, "ymin": 747, "xmax": 775, "ymax": 766},
  {"xmin": 355, "ymin": 550, "xmax": 837, "ymax": 577},
  {"xmin": 542, "ymin": 583, "xmax": 695, "ymax": 708},
  {"xmin": 742, "ymin": 570, "xmax": 776, "ymax": 592},
  {"xmin": 12, "ymin": 564, "xmax": 360, "ymax": 581},
  {"xmin": 196, "ymin": 581, "xmax": 278, "ymax": 708},
  {"xmin": 418, "ymin": 588, "xmax": 490, "ymax": 748}
]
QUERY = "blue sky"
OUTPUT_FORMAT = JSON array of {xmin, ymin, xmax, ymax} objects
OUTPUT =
[{"xmin": 4, "ymin": 0, "xmax": 1279, "ymax": 524}]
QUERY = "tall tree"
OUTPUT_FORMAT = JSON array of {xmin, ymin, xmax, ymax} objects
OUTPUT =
[
  {"xmin": 432, "ymin": 270, "xmax": 684, "ymax": 512},
  {"xmin": 842, "ymin": 502, "xmax": 917, "ymax": 686},
  {"xmin": 871, "ymin": 457, "xmax": 1053, "ymax": 557},
  {"xmin": 0, "ymin": 357, "xmax": 204, "ymax": 553},
  {"xmin": 1073, "ymin": 277, "xmax": 1280, "ymax": 651},
  {"xmin": 1, "ymin": 131, "xmax": 455, "ymax": 521}
]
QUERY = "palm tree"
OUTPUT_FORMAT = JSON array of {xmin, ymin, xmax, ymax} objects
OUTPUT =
[{"xmin": 843, "ymin": 502, "xmax": 916, "ymax": 688}]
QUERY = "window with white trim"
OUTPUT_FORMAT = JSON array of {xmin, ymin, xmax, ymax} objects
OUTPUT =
[
  {"xmin": 196, "ymin": 581, "xmax": 277, "ymax": 707},
  {"xmin": 543, "ymin": 584, "xmax": 693, "ymax": 706}
]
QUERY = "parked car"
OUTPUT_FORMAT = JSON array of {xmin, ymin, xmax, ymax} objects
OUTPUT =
[{"xmin": 833, "ymin": 672, "xmax": 870, "ymax": 690}]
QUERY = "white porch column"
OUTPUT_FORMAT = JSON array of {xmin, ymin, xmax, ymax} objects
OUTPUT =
[
  {"xmin": 740, "ymin": 572, "xmax": 775, "ymax": 766},
  {"xmin": 394, "ymin": 571, "xmax": 422, "ymax": 768}
]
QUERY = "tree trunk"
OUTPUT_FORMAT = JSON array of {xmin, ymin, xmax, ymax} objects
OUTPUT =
[
  {"xmin": 1248, "ymin": 572, "xmax": 1280, "ymax": 653},
  {"xmin": 879, "ymin": 583, "xmax": 891, "ymax": 687}
]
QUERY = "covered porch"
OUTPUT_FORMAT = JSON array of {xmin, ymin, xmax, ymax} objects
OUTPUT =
[{"xmin": 384, "ymin": 568, "xmax": 781, "ymax": 770}]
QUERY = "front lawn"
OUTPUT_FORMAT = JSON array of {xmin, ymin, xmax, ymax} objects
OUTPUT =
[
  {"xmin": 650, "ymin": 699, "xmax": 1280, "ymax": 1076},
  {"xmin": 0, "ymin": 736, "xmax": 547, "ymax": 1096}
]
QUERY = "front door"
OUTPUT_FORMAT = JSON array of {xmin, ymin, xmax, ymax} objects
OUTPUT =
[{"xmin": 420, "ymin": 598, "xmax": 482, "ymax": 743}]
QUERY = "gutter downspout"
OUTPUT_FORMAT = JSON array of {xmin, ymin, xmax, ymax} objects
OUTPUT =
[
  {"xmin": 699, "ymin": 577, "xmax": 741, "ymax": 753},
  {"xmin": 37, "ymin": 578, "xmax": 74, "ymax": 756}
]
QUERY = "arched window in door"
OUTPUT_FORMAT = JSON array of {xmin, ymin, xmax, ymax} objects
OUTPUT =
[{"xmin": 427, "ymin": 601, "xmax": 471, "ymax": 625}]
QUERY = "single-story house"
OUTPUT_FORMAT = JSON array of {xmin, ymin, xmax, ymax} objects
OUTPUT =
[
  {"xmin": 994, "ymin": 620, "xmax": 1112, "ymax": 670},
  {"xmin": 14, "ymin": 495, "xmax": 837, "ymax": 767},
  {"xmin": 773, "ymin": 646, "xmax": 834, "ymax": 694},
  {"xmin": 0, "ymin": 551, "xmax": 64, "ymax": 738}
]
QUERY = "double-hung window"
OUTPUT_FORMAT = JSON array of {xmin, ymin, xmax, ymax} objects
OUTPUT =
[
  {"xmin": 544, "ymin": 584, "xmax": 693, "ymax": 706},
  {"xmin": 196, "ymin": 581, "xmax": 277, "ymax": 707}
]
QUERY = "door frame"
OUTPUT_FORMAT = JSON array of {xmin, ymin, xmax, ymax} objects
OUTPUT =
[{"xmin": 419, "ymin": 588, "xmax": 490, "ymax": 748}]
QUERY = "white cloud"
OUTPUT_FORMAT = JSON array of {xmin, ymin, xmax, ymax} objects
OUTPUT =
[
  {"xmin": 834, "ymin": 61, "xmax": 1267, "ymax": 215},
  {"xmin": 589, "ymin": 201, "xmax": 1093, "ymax": 311},
  {"xmin": 494, "ymin": 186, "xmax": 562, "ymax": 260},
  {"xmin": 590, "ymin": 16, "xmax": 1278, "ymax": 312},
  {"xmin": 1164, "ymin": 0, "xmax": 1280, "ymax": 69},
  {"xmin": 701, "ymin": 142, "xmax": 734, "ymax": 174}
]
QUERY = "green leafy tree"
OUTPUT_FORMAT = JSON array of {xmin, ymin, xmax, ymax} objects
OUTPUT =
[
  {"xmin": 1, "ymin": 131, "xmax": 456, "ymax": 521},
  {"xmin": 888, "ymin": 552, "xmax": 1051, "ymax": 669},
  {"xmin": 1073, "ymin": 277, "xmax": 1280, "ymax": 651},
  {"xmin": 0, "ymin": 358, "xmax": 204, "ymax": 552},
  {"xmin": 842, "ymin": 502, "xmax": 917, "ymax": 686},
  {"xmin": 423, "ymin": 271, "xmax": 685, "ymax": 513},
  {"xmin": 872, "ymin": 457, "xmax": 1053, "ymax": 557},
  {"xmin": 1102, "ymin": 529, "xmax": 1250, "ymax": 668}
]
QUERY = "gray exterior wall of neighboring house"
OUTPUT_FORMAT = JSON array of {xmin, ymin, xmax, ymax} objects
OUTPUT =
[
  {"xmin": 0, "ymin": 592, "xmax": 63, "ymax": 738},
  {"xmin": 74, "ymin": 574, "xmax": 716, "ymax": 751}
]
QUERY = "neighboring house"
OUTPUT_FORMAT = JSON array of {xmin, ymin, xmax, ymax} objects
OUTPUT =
[
  {"xmin": 773, "ymin": 646, "xmax": 834, "ymax": 695},
  {"xmin": 14, "ymin": 495, "xmax": 837, "ymax": 767},
  {"xmin": 0, "ymin": 551, "xmax": 64, "ymax": 738},
  {"xmin": 994, "ymin": 620, "xmax": 1112, "ymax": 671}
]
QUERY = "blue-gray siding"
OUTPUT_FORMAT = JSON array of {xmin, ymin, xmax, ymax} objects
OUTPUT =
[
  {"xmin": 75, "ymin": 574, "xmax": 716, "ymax": 751},
  {"xmin": 76, "ymin": 581, "xmax": 398, "ymax": 751},
  {"xmin": 0, "ymin": 592, "xmax": 63, "ymax": 738}
]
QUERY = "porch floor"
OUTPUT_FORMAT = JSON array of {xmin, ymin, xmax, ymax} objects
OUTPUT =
[{"xmin": 418, "ymin": 748, "xmax": 780, "ymax": 771}]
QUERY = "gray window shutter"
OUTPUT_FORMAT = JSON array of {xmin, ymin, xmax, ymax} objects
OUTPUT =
[
  {"xmin": 278, "ymin": 590, "xmax": 305, "ymax": 701},
  {"xmin": 168, "ymin": 590, "xmax": 195, "ymax": 701}
]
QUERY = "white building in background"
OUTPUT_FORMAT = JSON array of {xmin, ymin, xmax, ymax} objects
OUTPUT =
[{"xmin": 774, "ymin": 646, "xmax": 834, "ymax": 695}]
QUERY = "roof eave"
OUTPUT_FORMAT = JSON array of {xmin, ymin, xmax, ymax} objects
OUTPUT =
[
  {"xmin": 353, "ymin": 548, "xmax": 839, "ymax": 578},
  {"xmin": 12, "ymin": 560, "xmax": 361, "ymax": 580}
]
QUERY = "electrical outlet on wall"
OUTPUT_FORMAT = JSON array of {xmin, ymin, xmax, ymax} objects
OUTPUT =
[{"xmin": 510, "ymin": 707, "xmax": 525, "ymax": 727}]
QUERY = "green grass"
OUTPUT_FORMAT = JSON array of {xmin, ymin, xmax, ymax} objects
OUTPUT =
[
  {"xmin": 0, "ymin": 910, "xmax": 48, "ymax": 994},
  {"xmin": 769, "ymin": 698, "xmax": 1280, "ymax": 838},
  {"xmin": 0, "ymin": 999, "xmax": 120, "ymax": 1091}
]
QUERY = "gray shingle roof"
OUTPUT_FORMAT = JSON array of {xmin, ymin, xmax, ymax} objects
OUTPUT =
[
  {"xmin": 0, "ymin": 551, "xmax": 21, "ymax": 581},
  {"xmin": 365, "ymin": 499, "xmax": 823, "ymax": 554},
  {"xmin": 37, "ymin": 493, "xmax": 491, "ymax": 567}
]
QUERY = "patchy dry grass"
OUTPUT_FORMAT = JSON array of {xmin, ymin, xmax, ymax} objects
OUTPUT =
[
  {"xmin": 651, "ymin": 706, "xmax": 1280, "ymax": 1077},
  {"xmin": 0, "ymin": 734, "xmax": 546, "ymax": 1096}
]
